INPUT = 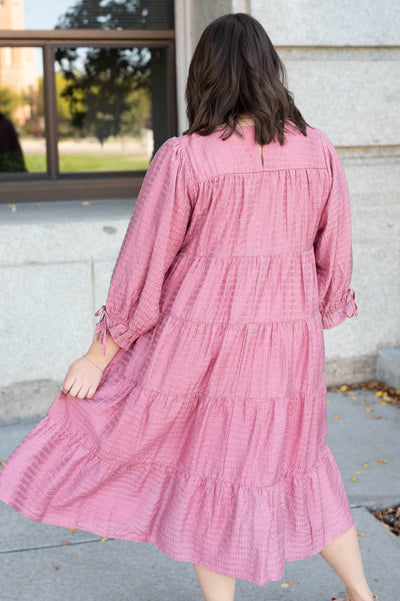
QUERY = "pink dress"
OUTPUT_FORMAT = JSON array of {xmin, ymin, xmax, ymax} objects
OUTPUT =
[{"xmin": 0, "ymin": 122, "xmax": 358, "ymax": 585}]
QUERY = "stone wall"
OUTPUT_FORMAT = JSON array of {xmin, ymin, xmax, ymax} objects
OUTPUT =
[
  {"xmin": 1, "ymin": 1, "xmax": 399, "ymax": 391},
  {"xmin": 0, "ymin": 199, "xmax": 133, "ymax": 387},
  {"xmin": 176, "ymin": 0, "xmax": 400, "ymax": 383}
]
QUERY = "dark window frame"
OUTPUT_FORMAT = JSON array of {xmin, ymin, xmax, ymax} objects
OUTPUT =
[{"xmin": 0, "ymin": 29, "xmax": 177, "ymax": 203}]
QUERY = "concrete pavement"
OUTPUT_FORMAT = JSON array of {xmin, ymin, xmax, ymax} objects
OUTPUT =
[{"xmin": 0, "ymin": 389, "xmax": 399, "ymax": 601}]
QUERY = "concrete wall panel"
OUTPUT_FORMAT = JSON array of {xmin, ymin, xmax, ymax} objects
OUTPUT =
[
  {"xmin": 251, "ymin": 0, "xmax": 400, "ymax": 46},
  {"xmin": 0, "ymin": 262, "xmax": 93, "ymax": 386},
  {"xmin": 280, "ymin": 49, "xmax": 400, "ymax": 146}
]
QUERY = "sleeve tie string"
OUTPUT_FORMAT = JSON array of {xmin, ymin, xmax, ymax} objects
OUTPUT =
[
  {"xmin": 93, "ymin": 304, "xmax": 108, "ymax": 357},
  {"xmin": 345, "ymin": 288, "xmax": 358, "ymax": 318}
]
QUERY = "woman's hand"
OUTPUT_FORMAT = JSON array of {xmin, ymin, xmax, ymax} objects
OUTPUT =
[
  {"xmin": 62, "ymin": 356, "xmax": 104, "ymax": 400},
  {"xmin": 62, "ymin": 332, "xmax": 121, "ymax": 399}
]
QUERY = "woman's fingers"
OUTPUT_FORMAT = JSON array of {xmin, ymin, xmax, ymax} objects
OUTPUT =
[
  {"xmin": 75, "ymin": 385, "xmax": 89, "ymax": 400},
  {"xmin": 62, "ymin": 363, "xmax": 77, "ymax": 395},
  {"xmin": 78, "ymin": 386, "xmax": 96, "ymax": 400},
  {"xmin": 86, "ymin": 386, "xmax": 97, "ymax": 399},
  {"xmin": 61, "ymin": 357, "xmax": 103, "ymax": 399},
  {"xmin": 68, "ymin": 380, "xmax": 83, "ymax": 399},
  {"xmin": 62, "ymin": 375, "xmax": 73, "ymax": 395}
]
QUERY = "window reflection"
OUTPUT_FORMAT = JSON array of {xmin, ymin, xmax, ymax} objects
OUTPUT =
[
  {"xmin": 0, "ymin": 112, "xmax": 27, "ymax": 172},
  {"xmin": 56, "ymin": 46, "xmax": 153, "ymax": 172},
  {"xmin": 0, "ymin": 46, "xmax": 45, "ymax": 173},
  {"xmin": 0, "ymin": 0, "xmax": 175, "ymax": 179},
  {"xmin": 23, "ymin": 0, "xmax": 174, "ymax": 31}
]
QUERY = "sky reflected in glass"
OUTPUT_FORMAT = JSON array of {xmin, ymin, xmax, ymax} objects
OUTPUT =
[{"xmin": 25, "ymin": 1, "xmax": 73, "ymax": 30}]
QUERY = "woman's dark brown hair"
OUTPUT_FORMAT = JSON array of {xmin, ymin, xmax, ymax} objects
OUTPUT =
[{"xmin": 183, "ymin": 13, "xmax": 310, "ymax": 145}]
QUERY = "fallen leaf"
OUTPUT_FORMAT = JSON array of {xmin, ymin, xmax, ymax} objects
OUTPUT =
[
  {"xmin": 8, "ymin": 204, "xmax": 16, "ymax": 212},
  {"xmin": 69, "ymin": 528, "xmax": 77, "ymax": 533},
  {"xmin": 355, "ymin": 471, "xmax": 364, "ymax": 474},
  {"xmin": 350, "ymin": 476, "xmax": 357, "ymax": 482},
  {"xmin": 371, "ymin": 416, "xmax": 383, "ymax": 419},
  {"xmin": 0, "ymin": 461, "xmax": 5, "ymax": 466},
  {"xmin": 377, "ymin": 460, "xmax": 387, "ymax": 464},
  {"xmin": 339, "ymin": 385, "xmax": 348, "ymax": 391},
  {"xmin": 379, "ymin": 400, "xmax": 387, "ymax": 405},
  {"xmin": 363, "ymin": 463, "xmax": 371, "ymax": 468},
  {"xmin": 281, "ymin": 582, "xmax": 293, "ymax": 587},
  {"xmin": 54, "ymin": 566, "xmax": 59, "ymax": 571},
  {"xmin": 326, "ymin": 400, "xmax": 332, "ymax": 404},
  {"xmin": 99, "ymin": 536, "xmax": 109, "ymax": 542},
  {"xmin": 365, "ymin": 407, "xmax": 374, "ymax": 412},
  {"xmin": 61, "ymin": 541, "xmax": 70, "ymax": 546},
  {"xmin": 334, "ymin": 414, "xmax": 339, "ymax": 418},
  {"xmin": 364, "ymin": 397, "xmax": 370, "ymax": 402},
  {"xmin": 374, "ymin": 391, "xmax": 383, "ymax": 397},
  {"xmin": 36, "ymin": 202, "xmax": 42, "ymax": 206},
  {"xmin": 354, "ymin": 401, "xmax": 359, "ymax": 405},
  {"xmin": 357, "ymin": 532, "xmax": 366, "ymax": 537},
  {"xmin": 81, "ymin": 201, "xmax": 90, "ymax": 206}
]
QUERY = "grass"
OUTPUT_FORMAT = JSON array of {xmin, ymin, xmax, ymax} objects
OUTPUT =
[{"xmin": 24, "ymin": 155, "xmax": 150, "ymax": 173}]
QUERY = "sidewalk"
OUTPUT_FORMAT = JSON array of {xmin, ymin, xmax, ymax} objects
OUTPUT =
[{"xmin": 0, "ymin": 390, "xmax": 399, "ymax": 601}]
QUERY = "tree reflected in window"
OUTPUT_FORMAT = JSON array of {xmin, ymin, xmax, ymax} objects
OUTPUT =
[
  {"xmin": 55, "ymin": 0, "xmax": 174, "ymax": 31},
  {"xmin": 55, "ymin": 46, "xmax": 151, "ymax": 148}
]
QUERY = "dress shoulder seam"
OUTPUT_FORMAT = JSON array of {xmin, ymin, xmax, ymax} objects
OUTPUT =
[{"xmin": 173, "ymin": 136, "xmax": 200, "ymax": 195}]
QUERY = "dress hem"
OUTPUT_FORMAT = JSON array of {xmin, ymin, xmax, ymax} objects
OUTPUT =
[
  {"xmin": 0, "ymin": 411, "xmax": 356, "ymax": 586},
  {"xmin": 0, "ymin": 491, "xmax": 355, "ymax": 586}
]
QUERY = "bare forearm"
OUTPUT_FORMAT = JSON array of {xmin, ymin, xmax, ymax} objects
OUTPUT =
[{"xmin": 86, "ymin": 332, "xmax": 121, "ymax": 370}]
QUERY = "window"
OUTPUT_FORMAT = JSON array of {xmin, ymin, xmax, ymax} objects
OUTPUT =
[{"xmin": 0, "ymin": 0, "xmax": 176, "ymax": 202}]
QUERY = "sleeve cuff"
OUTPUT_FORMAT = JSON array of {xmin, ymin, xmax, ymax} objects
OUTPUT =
[
  {"xmin": 321, "ymin": 288, "xmax": 358, "ymax": 329},
  {"xmin": 93, "ymin": 305, "xmax": 136, "ymax": 356}
]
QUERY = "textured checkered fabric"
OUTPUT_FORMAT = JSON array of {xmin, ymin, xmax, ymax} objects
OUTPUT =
[{"xmin": 0, "ymin": 122, "xmax": 357, "ymax": 585}]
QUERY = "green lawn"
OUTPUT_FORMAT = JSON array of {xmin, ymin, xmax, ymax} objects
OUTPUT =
[{"xmin": 24, "ymin": 155, "xmax": 150, "ymax": 173}]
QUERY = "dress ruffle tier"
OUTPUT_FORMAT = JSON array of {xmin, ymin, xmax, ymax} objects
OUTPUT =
[
  {"xmin": 0, "ymin": 126, "xmax": 358, "ymax": 585},
  {"xmin": 0, "ymin": 374, "xmax": 355, "ymax": 584},
  {"xmin": 0, "ymin": 304, "xmax": 356, "ymax": 584}
]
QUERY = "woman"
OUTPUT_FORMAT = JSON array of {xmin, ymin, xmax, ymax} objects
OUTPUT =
[{"xmin": 0, "ymin": 12, "xmax": 377, "ymax": 601}]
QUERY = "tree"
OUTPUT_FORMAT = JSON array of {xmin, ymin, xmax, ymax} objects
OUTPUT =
[
  {"xmin": 0, "ymin": 86, "xmax": 24, "ymax": 121},
  {"xmin": 55, "ymin": 46, "xmax": 151, "ymax": 144},
  {"xmin": 55, "ymin": 0, "xmax": 161, "ymax": 30},
  {"xmin": 54, "ymin": 1, "xmax": 156, "ymax": 145}
]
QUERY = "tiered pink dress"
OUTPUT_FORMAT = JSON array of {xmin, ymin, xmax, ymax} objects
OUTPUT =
[{"xmin": 0, "ymin": 122, "xmax": 358, "ymax": 585}]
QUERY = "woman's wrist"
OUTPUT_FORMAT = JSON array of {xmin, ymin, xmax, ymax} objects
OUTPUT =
[
  {"xmin": 82, "ymin": 354, "xmax": 104, "ymax": 372},
  {"xmin": 85, "ymin": 332, "xmax": 121, "ymax": 371}
]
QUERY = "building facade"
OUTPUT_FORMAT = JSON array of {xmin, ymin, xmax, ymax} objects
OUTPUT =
[{"xmin": 0, "ymin": 0, "xmax": 399, "ymax": 392}]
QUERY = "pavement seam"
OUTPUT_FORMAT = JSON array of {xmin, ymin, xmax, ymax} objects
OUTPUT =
[{"xmin": 0, "ymin": 537, "xmax": 108, "ymax": 554}]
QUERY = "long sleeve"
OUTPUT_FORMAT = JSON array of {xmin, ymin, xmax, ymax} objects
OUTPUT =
[
  {"xmin": 313, "ymin": 137, "xmax": 358, "ymax": 329},
  {"xmin": 93, "ymin": 137, "xmax": 197, "ymax": 355}
]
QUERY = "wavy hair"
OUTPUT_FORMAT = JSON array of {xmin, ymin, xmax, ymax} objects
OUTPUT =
[{"xmin": 183, "ymin": 13, "xmax": 310, "ymax": 145}]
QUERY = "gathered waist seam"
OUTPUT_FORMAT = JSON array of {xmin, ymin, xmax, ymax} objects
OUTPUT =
[
  {"xmin": 177, "ymin": 247, "xmax": 314, "ymax": 260},
  {"xmin": 159, "ymin": 311, "xmax": 322, "ymax": 327}
]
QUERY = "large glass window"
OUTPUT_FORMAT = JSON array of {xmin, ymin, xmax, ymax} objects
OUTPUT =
[
  {"xmin": 0, "ymin": 46, "xmax": 45, "ymax": 173},
  {"xmin": 0, "ymin": 0, "xmax": 176, "ymax": 202}
]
